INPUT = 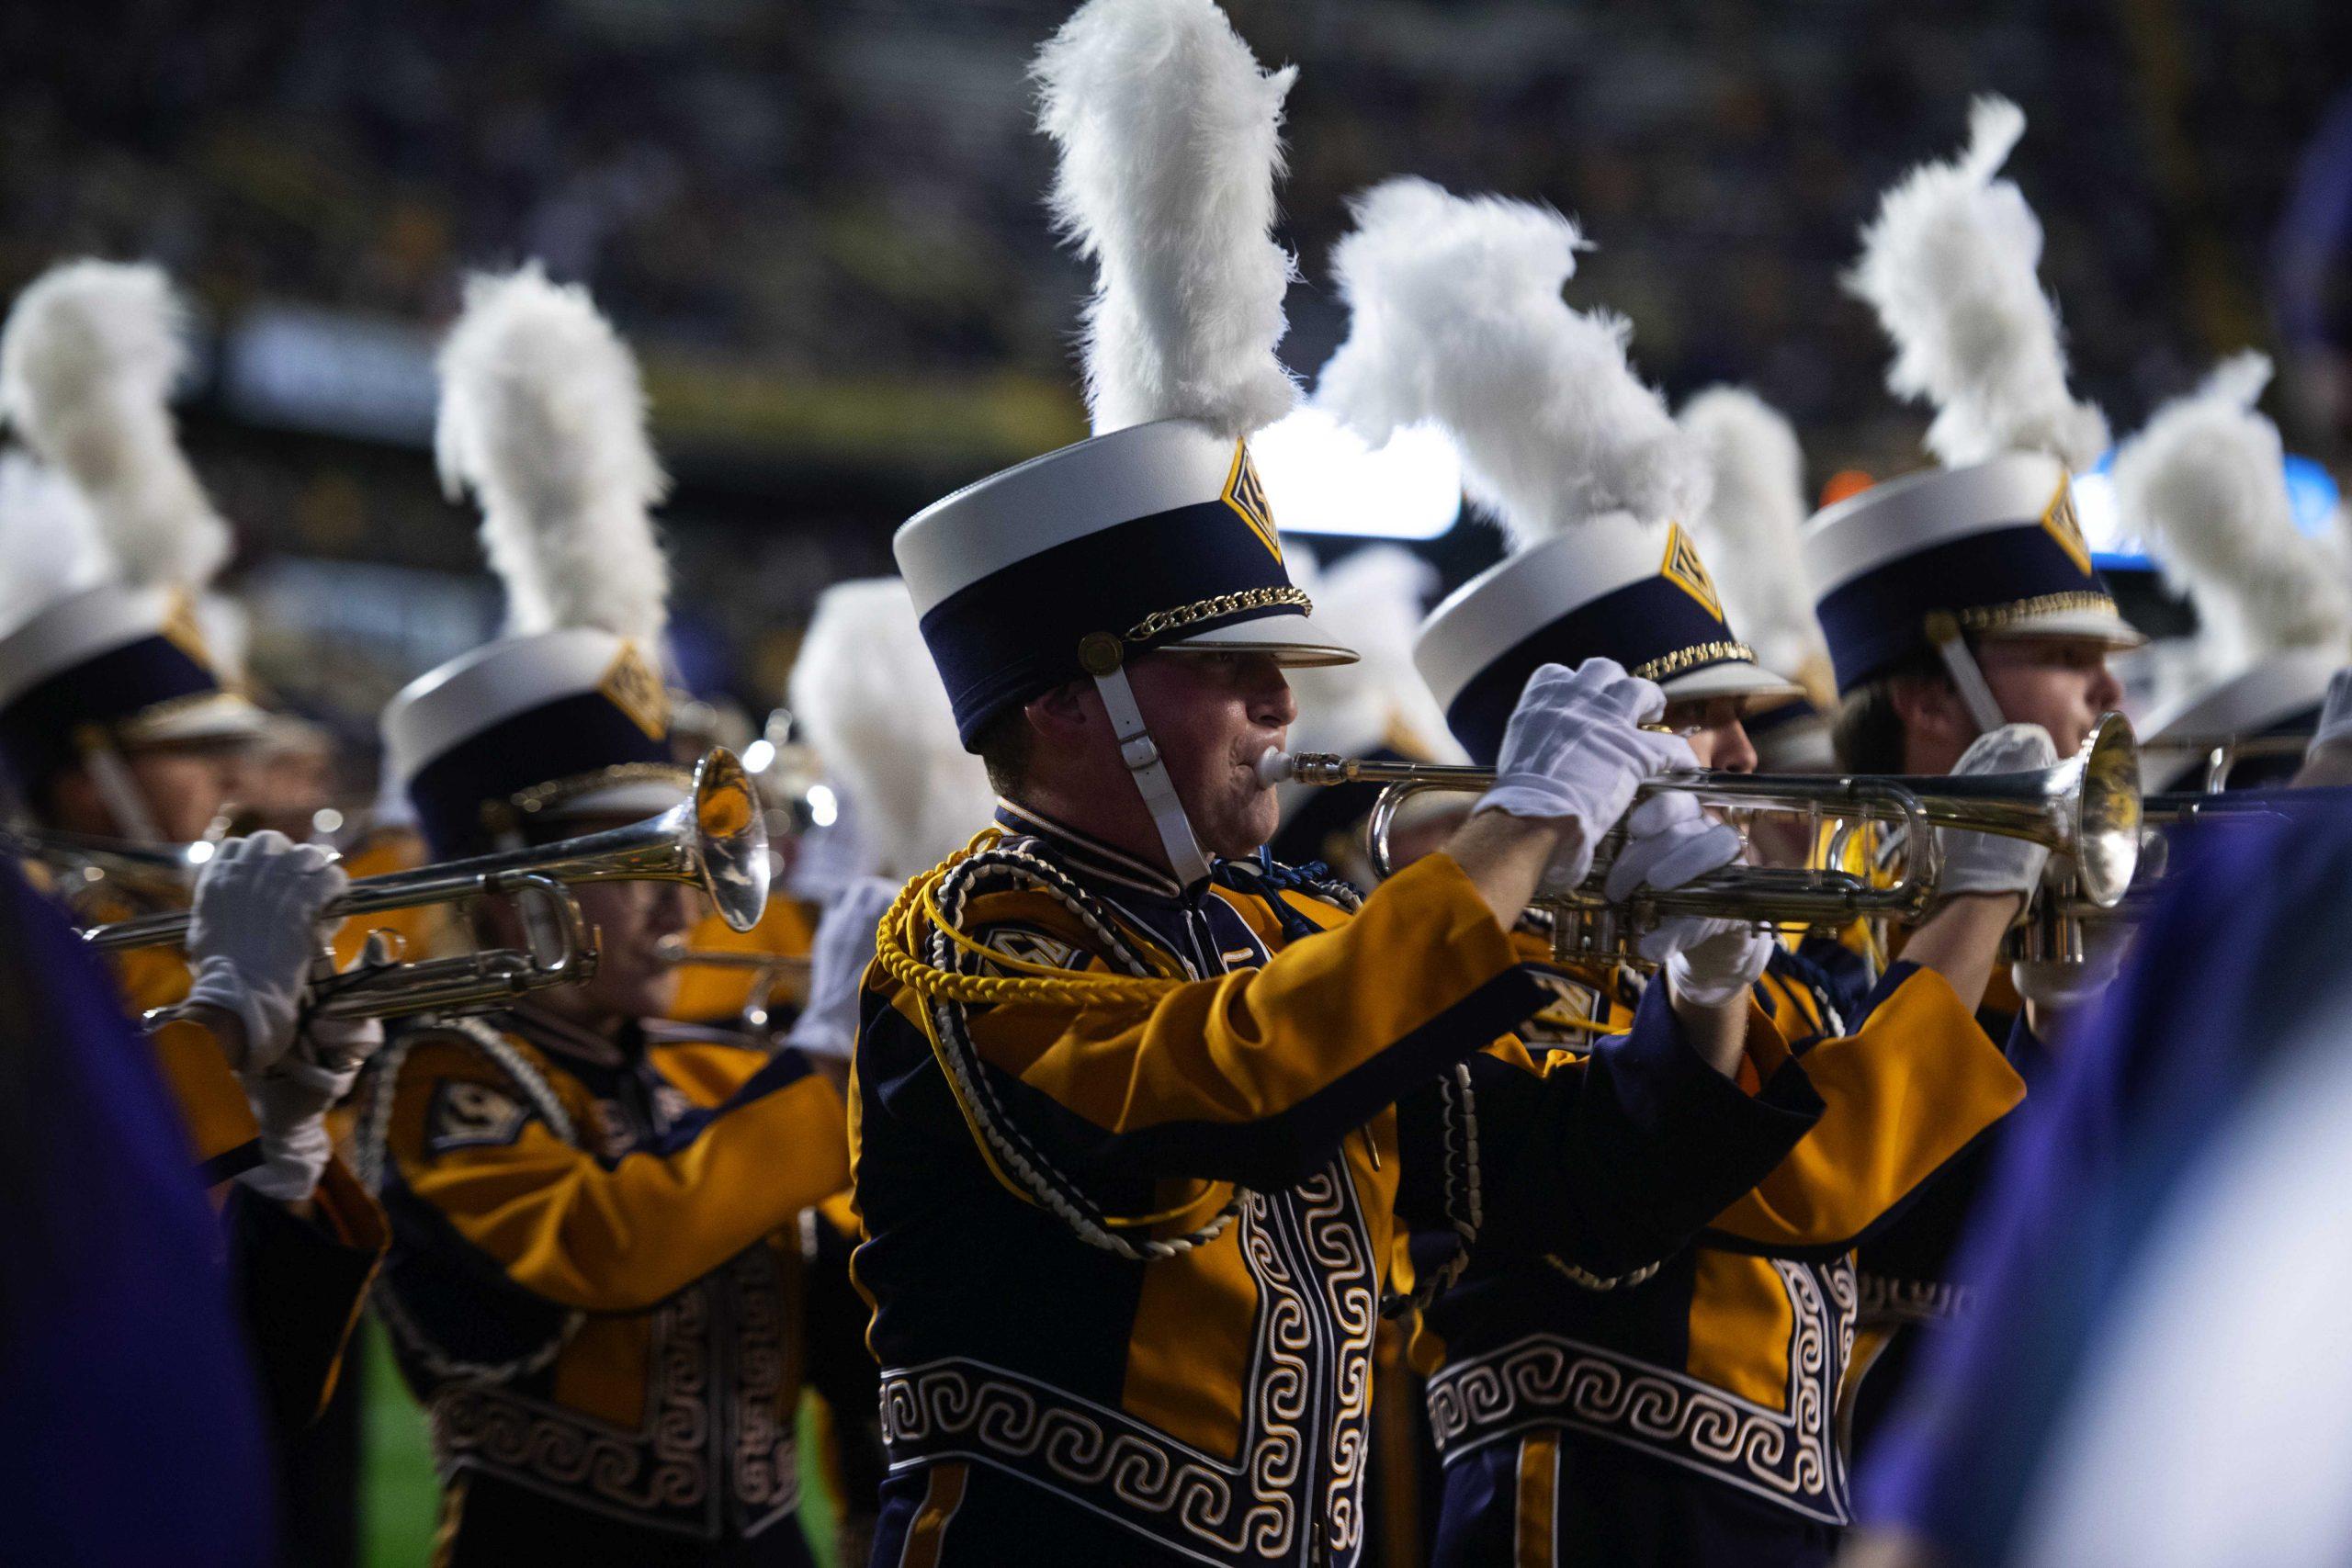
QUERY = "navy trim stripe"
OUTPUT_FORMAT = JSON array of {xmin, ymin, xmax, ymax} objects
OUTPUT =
[
  {"xmin": 1816, "ymin": 520, "xmax": 2108, "ymax": 694},
  {"xmin": 0, "ymin": 634, "xmax": 223, "ymax": 794},
  {"xmin": 917, "ymin": 497, "xmax": 1295, "ymax": 748},
  {"xmin": 1442, "ymin": 577, "xmax": 1736, "ymax": 764},
  {"xmin": 406, "ymin": 689, "xmax": 673, "ymax": 856}
]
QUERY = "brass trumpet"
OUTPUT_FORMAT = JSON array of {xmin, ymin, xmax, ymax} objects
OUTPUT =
[
  {"xmin": 2139, "ymin": 731, "xmax": 2311, "ymax": 794},
  {"xmin": 1261, "ymin": 713, "xmax": 2143, "ymax": 964},
  {"xmin": 85, "ymin": 750, "xmax": 771, "ymax": 1021},
  {"xmin": 654, "ymin": 936, "xmax": 810, "ymax": 1032}
]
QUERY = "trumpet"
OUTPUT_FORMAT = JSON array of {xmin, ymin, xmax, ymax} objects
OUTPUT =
[
  {"xmin": 2139, "ymin": 731, "xmax": 2311, "ymax": 794},
  {"xmin": 85, "ymin": 750, "xmax": 772, "ymax": 1021},
  {"xmin": 1261, "ymin": 713, "xmax": 2143, "ymax": 964},
  {"xmin": 654, "ymin": 936, "xmax": 810, "ymax": 1032}
]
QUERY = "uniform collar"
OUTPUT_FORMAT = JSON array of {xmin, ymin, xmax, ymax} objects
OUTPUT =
[{"xmin": 992, "ymin": 797, "xmax": 1199, "ymax": 901}]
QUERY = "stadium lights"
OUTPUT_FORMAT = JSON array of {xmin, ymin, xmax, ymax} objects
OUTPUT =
[{"xmin": 1249, "ymin": 406, "xmax": 1464, "ymax": 540}]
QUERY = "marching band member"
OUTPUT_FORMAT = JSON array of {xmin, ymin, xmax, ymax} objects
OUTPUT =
[
  {"xmin": 855, "ymin": 5, "xmax": 1831, "ymax": 1562},
  {"xmin": 2120, "ymin": 352, "xmax": 2351, "ymax": 794},
  {"xmin": 1320, "ymin": 175, "xmax": 2029, "ymax": 1566},
  {"xmin": 356, "ymin": 266, "xmax": 865, "ymax": 1566},
  {"xmin": 1799, "ymin": 97, "xmax": 2145, "ymax": 1462}
]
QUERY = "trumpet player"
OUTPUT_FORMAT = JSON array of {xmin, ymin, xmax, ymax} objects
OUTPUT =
[
  {"xmin": 1797, "ymin": 100, "xmax": 2148, "ymax": 1468},
  {"xmin": 852, "ymin": 10, "xmax": 1861, "ymax": 1563},
  {"xmin": 1314, "ymin": 175, "xmax": 2037, "ymax": 1566},
  {"xmin": 356, "ymin": 266, "xmax": 869, "ymax": 1566}
]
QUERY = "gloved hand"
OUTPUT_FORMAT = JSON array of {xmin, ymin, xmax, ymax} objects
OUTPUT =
[
  {"xmin": 1652, "ymin": 919, "xmax": 1776, "ymax": 1009},
  {"xmin": 237, "ymin": 1014, "xmax": 381, "ymax": 1203},
  {"xmin": 1613, "ymin": 792, "xmax": 1769, "ymax": 1007},
  {"xmin": 1936, "ymin": 724, "xmax": 2057, "ymax": 897},
  {"xmin": 783, "ymin": 875, "xmax": 899, "ymax": 1063},
  {"xmin": 184, "ymin": 831, "xmax": 347, "ymax": 1074},
  {"xmin": 1476, "ymin": 660, "xmax": 1698, "ymax": 892},
  {"xmin": 2011, "ymin": 922, "xmax": 2132, "ymax": 1017}
]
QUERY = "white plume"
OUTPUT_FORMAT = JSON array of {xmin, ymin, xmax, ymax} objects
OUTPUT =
[
  {"xmin": 1034, "ymin": 0, "xmax": 1299, "ymax": 439},
  {"xmin": 2113, "ymin": 353, "xmax": 2350, "ymax": 670},
  {"xmin": 1677, "ymin": 387, "xmax": 1827, "ymax": 680},
  {"xmin": 435, "ymin": 264, "xmax": 670, "ymax": 643},
  {"xmin": 1283, "ymin": 543, "xmax": 1464, "ymax": 762},
  {"xmin": 0, "ymin": 452, "xmax": 110, "ymax": 637},
  {"xmin": 787, "ymin": 579, "xmax": 999, "ymax": 879},
  {"xmin": 1318, "ymin": 176, "xmax": 1705, "ymax": 544},
  {"xmin": 1846, "ymin": 96, "xmax": 2109, "ymax": 470},
  {"xmin": 0, "ymin": 260, "xmax": 230, "ymax": 588}
]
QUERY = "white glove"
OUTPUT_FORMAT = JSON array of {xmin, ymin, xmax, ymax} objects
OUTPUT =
[
  {"xmin": 782, "ymin": 875, "xmax": 898, "ymax": 1063},
  {"xmin": 1654, "ymin": 919, "xmax": 1776, "ymax": 1009},
  {"xmin": 2010, "ymin": 924, "xmax": 2132, "ymax": 1016},
  {"xmin": 184, "ymin": 831, "xmax": 347, "ymax": 1074},
  {"xmin": 237, "ymin": 1015, "xmax": 381, "ymax": 1203},
  {"xmin": 1603, "ymin": 792, "xmax": 1745, "ymax": 904},
  {"xmin": 1476, "ymin": 660, "xmax": 1698, "ymax": 892},
  {"xmin": 1936, "ymin": 725, "xmax": 2057, "ymax": 897}
]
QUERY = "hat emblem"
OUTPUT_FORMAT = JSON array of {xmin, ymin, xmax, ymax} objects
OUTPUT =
[
  {"xmin": 1222, "ymin": 441, "xmax": 1283, "ymax": 564},
  {"xmin": 2041, "ymin": 476, "xmax": 2092, "ymax": 575},
  {"xmin": 597, "ymin": 641, "xmax": 669, "ymax": 740},
  {"xmin": 157, "ymin": 589, "xmax": 216, "ymax": 672},
  {"xmin": 1659, "ymin": 524, "xmax": 1725, "ymax": 622}
]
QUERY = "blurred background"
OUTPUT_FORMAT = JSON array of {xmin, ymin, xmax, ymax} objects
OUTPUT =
[
  {"xmin": 6, "ymin": 0, "xmax": 2350, "ymax": 779},
  {"xmin": 6, "ymin": 3, "xmax": 2347, "ymax": 1563}
]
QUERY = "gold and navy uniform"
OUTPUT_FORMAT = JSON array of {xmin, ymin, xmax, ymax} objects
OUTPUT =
[
  {"xmin": 668, "ymin": 894, "xmax": 819, "ymax": 1033},
  {"xmin": 1412, "ymin": 928, "xmax": 2023, "ymax": 1566},
  {"xmin": 360, "ymin": 1006, "xmax": 854, "ymax": 1565},
  {"xmin": 852, "ymin": 806, "xmax": 1824, "ymax": 1568}
]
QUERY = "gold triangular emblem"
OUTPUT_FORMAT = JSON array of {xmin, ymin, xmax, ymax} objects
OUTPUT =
[
  {"xmin": 157, "ymin": 589, "xmax": 215, "ymax": 671},
  {"xmin": 2041, "ymin": 477, "xmax": 2093, "ymax": 575},
  {"xmin": 1659, "ymin": 524, "xmax": 1725, "ymax": 622},
  {"xmin": 598, "ymin": 641, "xmax": 669, "ymax": 740},
  {"xmin": 1222, "ymin": 441, "xmax": 1283, "ymax": 563}
]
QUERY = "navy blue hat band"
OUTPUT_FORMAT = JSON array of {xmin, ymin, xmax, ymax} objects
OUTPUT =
[
  {"xmin": 407, "ymin": 690, "xmax": 673, "ymax": 856},
  {"xmin": 1442, "ymin": 576, "xmax": 1739, "ymax": 765},
  {"xmin": 0, "ymin": 634, "xmax": 222, "ymax": 796},
  {"xmin": 917, "ymin": 496, "xmax": 1297, "ymax": 748},
  {"xmin": 1816, "ymin": 520, "xmax": 2112, "ymax": 694}
]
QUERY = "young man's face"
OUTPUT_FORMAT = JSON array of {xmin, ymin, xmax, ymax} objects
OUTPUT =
[
  {"xmin": 1973, "ymin": 637, "xmax": 2125, "ymax": 758},
  {"xmin": 1663, "ymin": 695, "xmax": 1757, "ymax": 774},
  {"xmin": 1125, "ymin": 650, "xmax": 1298, "ymax": 860},
  {"xmin": 481, "ymin": 830, "xmax": 697, "ymax": 1029},
  {"xmin": 46, "ymin": 739, "xmax": 245, "ymax": 841}
]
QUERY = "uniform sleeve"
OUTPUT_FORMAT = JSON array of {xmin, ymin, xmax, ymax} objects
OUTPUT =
[
  {"xmin": 383, "ymin": 1039, "xmax": 851, "ymax": 1314},
  {"xmin": 1706, "ymin": 962, "xmax": 2027, "ymax": 1258},
  {"xmin": 800, "ymin": 1194, "xmax": 885, "ymax": 1529},
  {"xmin": 221, "ymin": 1156, "xmax": 387, "ymax": 1431},
  {"xmin": 1398, "ymin": 981, "xmax": 1826, "ymax": 1284},
  {"xmin": 870, "ymin": 852, "xmax": 1548, "ymax": 1193}
]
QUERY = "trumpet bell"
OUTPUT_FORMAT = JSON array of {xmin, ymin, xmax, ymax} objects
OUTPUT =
[
  {"xmin": 690, "ymin": 748, "xmax": 770, "ymax": 933},
  {"xmin": 2071, "ymin": 711, "xmax": 2143, "ymax": 909}
]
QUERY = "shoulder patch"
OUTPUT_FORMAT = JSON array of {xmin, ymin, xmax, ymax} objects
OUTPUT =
[
  {"xmin": 978, "ymin": 921, "xmax": 1086, "ymax": 975},
  {"xmin": 1521, "ymin": 966, "xmax": 1610, "ymax": 1044},
  {"xmin": 424, "ymin": 1077, "xmax": 536, "ymax": 1156}
]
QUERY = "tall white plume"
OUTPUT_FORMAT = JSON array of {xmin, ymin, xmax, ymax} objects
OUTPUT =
[
  {"xmin": 435, "ymin": 264, "xmax": 671, "ymax": 643},
  {"xmin": 2113, "ymin": 353, "xmax": 2351, "ymax": 670},
  {"xmin": 1283, "ymin": 543, "xmax": 1464, "ymax": 762},
  {"xmin": 1034, "ymin": 0, "xmax": 1299, "ymax": 439},
  {"xmin": 0, "ymin": 259, "xmax": 231, "ymax": 588},
  {"xmin": 1847, "ymin": 96, "xmax": 2109, "ymax": 470},
  {"xmin": 0, "ymin": 452, "xmax": 110, "ymax": 637},
  {"xmin": 1677, "ymin": 387, "xmax": 1827, "ymax": 682},
  {"xmin": 1318, "ymin": 176, "xmax": 1706, "ymax": 545},
  {"xmin": 788, "ymin": 579, "xmax": 999, "ymax": 879}
]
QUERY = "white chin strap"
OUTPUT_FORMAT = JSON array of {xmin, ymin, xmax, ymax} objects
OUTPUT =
[
  {"xmin": 1080, "ymin": 636, "xmax": 1213, "ymax": 888},
  {"xmin": 1925, "ymin": 611, "xmax": 2008, "ymax": 737},
  {"xmin": 83, "ymin": 739, "xmax": 166, "ymax": 845}
]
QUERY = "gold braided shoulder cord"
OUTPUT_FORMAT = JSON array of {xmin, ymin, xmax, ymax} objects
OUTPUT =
[{"xmin": 876, "ymin": 832, "xmax": 1249, "ymax": 1259}]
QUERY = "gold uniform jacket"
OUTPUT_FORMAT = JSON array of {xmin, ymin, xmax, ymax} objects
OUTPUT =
[
  {"xmin": 849, "ymin": 807, "xmax": 1826, "ymax": 1567},
  {"xmin": 1408, "ymin": 928, "xmax": 2023, "ymax": 1531},
  {"xmin": 359, "ymin": 1008, "xmax": 854, "ymax": 1543}
]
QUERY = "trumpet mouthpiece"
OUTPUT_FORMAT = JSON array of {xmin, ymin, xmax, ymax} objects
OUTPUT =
[{"xmin": 1255, "ymin": 750, "xmax": 1297, "ymax": 788}]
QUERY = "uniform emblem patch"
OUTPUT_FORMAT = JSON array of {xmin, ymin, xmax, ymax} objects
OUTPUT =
[
  {"xmin": 598, "ymin": 641, "xmax": 670, "ymax": 740},
  {"xmin": 1659, "ymin": 525, "xmax": 1726, "ymax": 622},
  {"xmin": 2041, "ymin": 477, "xmax": 2092, "ymax": 575},
  {"xmin": 1223, "ymin": 441, "xmax": 1283, "ymax": 563},
  {"xmin": 979, "ymin": 923, "xmax": 1084, "ymax": 975},
  {"xmin": 1523, "ymin": 968, "xmax": 1606, "ymax": 1043},
  {"xmin": 425, "ymin": 1078, "xmax": 534, "ymax": 1155}
]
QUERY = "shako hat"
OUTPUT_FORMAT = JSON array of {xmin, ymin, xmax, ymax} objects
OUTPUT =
[
  {"xmin": 1805, "ymin": 98, "xmax": 2141, "ymax": 702},
  {"xmin": 0, "ymin": 261, "xmax": 263, "ymax": 826},
  {"xmin": 2114, "ymin": 353, "xmax": 2351, "ymax": 790},
  {"xmin": 893, "ymin": 0, "xmax": 1356, "ymax": 885},
  {"xmin": 1315, "ymin": 177, "xmax": 1798, "ymax": 765},
  {"xmin": 381, "ymin": 265, "xmax": 682, "ymax": 857}
]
